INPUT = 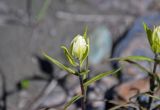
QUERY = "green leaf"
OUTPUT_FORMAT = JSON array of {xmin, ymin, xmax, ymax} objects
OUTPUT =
[
  {"xmin": 80, "ymin": 26, "xmax": 89, "ymax": 67},
  {"xmin": 70, "ymin": 41, "xmax": 74, "ymax": 56},
  {"xmin": 110, "ymin": 56, "xmax": 154, "ymax": 77},
  {"xmin": 153, "ymin": 104, "xmax": 160, "ymax": 110},
  {"xmin": 110, "ymin": 56, "xmax": 154, "ymax": 62},
  {"xmin": 80, "ymin": 45, "xmax": 89, "ymax": 67},
  {"xmin": 80, "ymin": 38, "xmax": 90, "ymax": 67},
  {"xmin": 87, "ymin": 37, "xmax": 90, "ymax": 52},
  {"xmin": 43, "ymin": 53, "xmax": 76, "ymax": 75},
  {"xmin": 21, "ymin": 80, "xmax": 30, "ymax": 89},
  {"xmin": 64, "ymin": 95, "xmax": 82, "ymax": 110},
  {"xmin": 143, "ymin": 22, "xmax": 153, "ymax": 47},
  {"xmin": 109, "ymin": 103, "xmax": 138, "ymax": 110},
  {"xmin": 110, "ymin": 55, "xmax": 154, "ymax": 76},
  {"xmin": 36, "ymin": 0, "xmax": 51, "ymax": 22},
  {"xmin": 61, "ymin": 46, "xmax": 78, "ymax": 66},
  {"xmin": 123, "ymin": 60, "xmax": 153, "ymax": 77},
  {"xmin": 145, "ymin": 93, "xmax": 160, "ymax": 100},
  {"xmin": 79, "ymin": 70, "xmax": 90, "ymax": 76},
  {"xmin": 84, "ymin": 68, "xmax": 121, "ymax": 87},
  {"xmin": 83, "ymin": 26, "xmax": 88, "ymax": 40}
]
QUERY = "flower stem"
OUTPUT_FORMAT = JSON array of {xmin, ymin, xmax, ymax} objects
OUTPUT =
[
  {"xmin": 79, "ymin": 65, "xmax": 86, "ymax": 110},
  {"xmin": 148, "ymin": 54, "xmax": 158, "ymax": 109},
  {"xmin": 84, "ymin": 57, "xmax": 89, "ymax": 103},
  {"xmin": 79, "ymin": 75, "xmax": 85, "ymax": 110}
]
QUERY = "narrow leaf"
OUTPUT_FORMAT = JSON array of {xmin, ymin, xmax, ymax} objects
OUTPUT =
[
  {"xmin": 84, "ymin": 68, "xmax": 121, "ymax": 87},
  {"xmin": 43, "ymin": 53, "xmax": 76, "ymax": 75},
  {"xmin": 64, "ymin": 95, "xmax": 82, "ymax": 110},
  {"xmin": 145, "ymin": 93, "xmax": 160, "ymax": 100},
  {"xmin": 153, "ymin": 104, "xmax": 160, "ymax": 110},
  {"xmin": 125, "ymin": 60, "xmax": 153, "ymax": 77},
  {"xmin": 83, "ymin": 26, "xmax": 88, "ymax": 40},
  {"xmin": 80, "ymin": 70, "xmax": 90, "ymax": 76},
  {"xmin": 36, "ymin": 0, "xmax": 51, "ymax": 22},
  {"xmin": 110, "ymin": 56, "xmax": 154, "ymax": 62},
  {"xmin": 87, "ymin": 37, "xmax": 90, "ymax": 53},
  {"xmin": 80, "ymin": 44, "xmax": 89, "ymax": 67},
  {"xmin": 61, "ymin": 46, "xmax": 78, "ymax": 66},
  {"xmin": 109, "ymin": 103, "xmax": 128, "ymax": 110},
  {"xmin": 109, "ymin": 103, "xmax": 138, "ymax": 110},
  {"xmin": 143, "ymin": 22, "xmax": 153, "ymax": 46}
]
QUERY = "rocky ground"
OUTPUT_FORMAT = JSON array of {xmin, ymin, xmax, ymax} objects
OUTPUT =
[{"xmin": 0, "ymin": 0, "xmax": 160, "ymax": 110}]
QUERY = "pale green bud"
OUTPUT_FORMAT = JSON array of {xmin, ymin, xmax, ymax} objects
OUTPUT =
[
  {"xmin": 151, "ymin": 26, "xmax": 160, "ymax": 53},
  {"xmin": 71, "ymin": 35, "xmax": 87, "ymax": 60},
  {"xmin": 144, "ymin": 23, "xmax": 160, "ymax": 54}
]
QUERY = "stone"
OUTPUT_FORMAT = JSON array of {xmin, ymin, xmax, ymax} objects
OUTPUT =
[
  {"xmin": 64, "ymin": 75, "xmax": 79, "ymax": 96},
  {"xmin": 36, "ymin": 85, "xmax": 66, "ymax": 110},
  {"xmin": 7, "ymin": 80, "xmax": 47, "ymax": 110},
  {"xmin": 89, "ymin": 26, "xmax": 112, "ymax": 65},
  {"xmin": 114, "ymin": 77, "xmax": 150, "ymax": 103},
  {"xmin": 105, "ymin": 77, "xmax": 160, "ymax": 109},
  {"xmin": 96, "ymin": 76, "xmax": 118, "ymax": 93}
]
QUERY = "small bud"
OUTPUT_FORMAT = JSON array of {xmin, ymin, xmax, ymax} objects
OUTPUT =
[
  {"xmin": 144, "ymin": 23, "xmax": 160, "ymax": 54},
  {"xmin": 71, "ymin": 35, "xmax": 87, "ymax": 60},
  {"xmin": 151, "ymin": 26, "xmax": 160, "ymax": 53}
]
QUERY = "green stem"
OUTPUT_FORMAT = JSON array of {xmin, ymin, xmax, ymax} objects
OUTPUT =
[
  {"xmin": 84, "ymin": 57, "xmax": 89, "ymax": 103},
  {"xmin": 79, "ymin": 75, "xmax": 85, "ymax": 110},
  {"xmin": 79, "ymin": 65, "xmax": 86, "ymax": 110},
  {"xmin": 148, "ymin": 54, "xmax": 158, "ymax": 109}
]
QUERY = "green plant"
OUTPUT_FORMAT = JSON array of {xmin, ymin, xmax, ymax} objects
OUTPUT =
[
  {"xmin": 43, "ymin": 28, "xmax": 121, "ymax": 110},
  {"xmin": 143, "ymin": 23, "xmax": 160, "ymax": 109},
  {"xmin": 109, "ymin": 23, "xmax": 160, "ymax": 110}
]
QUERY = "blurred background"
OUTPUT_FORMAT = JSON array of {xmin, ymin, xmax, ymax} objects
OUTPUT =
[{"xmin": 0, "ymin": 0, "xmax": 160, "ymax": 110}]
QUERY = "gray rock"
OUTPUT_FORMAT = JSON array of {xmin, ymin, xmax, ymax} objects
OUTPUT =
[
  {"xmin": 7, "ymin": 80, "xmax": 47, "ymax": 110},
  {"xmin": 89, "ymin": 26, "xmax": 112, "ymax": 65},
  {"xmin": 36, "ymin": 84, "xmax": 66, "ymax": 109},
  {"xmin": 64, "ymin": 75, "xmax": 79, "ymax": 95}
]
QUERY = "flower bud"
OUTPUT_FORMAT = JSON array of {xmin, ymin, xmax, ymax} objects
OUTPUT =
[
  {"xmin": 151, "ymin": 26, "xmax": 160, "ymax": 53},
  {"xmin": 71, "ymin": 35, "xmax": 87, "ymax": 60}
]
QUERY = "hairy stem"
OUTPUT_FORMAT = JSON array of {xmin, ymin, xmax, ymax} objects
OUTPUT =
[{"xmin": 148, "ymin": 54, "xmax": 158, "ymax": 109}]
